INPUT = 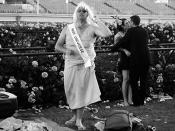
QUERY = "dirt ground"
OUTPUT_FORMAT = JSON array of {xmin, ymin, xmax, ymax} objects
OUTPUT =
[
  {"xmin": 39, "ymin": 97, "xmax": 175, "ymax": 131},
  {"xmin": 2, "ymin": 96, "xmax": 175, "ymax": 131}
]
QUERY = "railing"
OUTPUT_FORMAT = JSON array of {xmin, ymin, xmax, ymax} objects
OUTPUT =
[
  {"xmin": 0, "ymin": 43, "xmax": 175, "ymax": 57},
  {"xmin": 0, "ymin": 47, "xmax": 46, "ymax": 52},
  {"xmin": 0, "ymin": 44, "xmax": 174, "ymax": 71},
  {"xmin": 0, "ymin": 44, "xmax": 175, "ymax": 100},
  {"xmin": 0, "ymin": 43, "xmax": 174, "ymax": 75}
]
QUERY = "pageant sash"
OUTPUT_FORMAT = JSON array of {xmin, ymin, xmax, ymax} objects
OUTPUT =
[{"xmin": 68, "ymin": 23, "xmax": 92, "ymax": 68}]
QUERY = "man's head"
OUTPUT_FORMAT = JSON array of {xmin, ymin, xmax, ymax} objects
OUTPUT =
[
  {"xmin": 73, "ymin": 1, "xmax": 95, "ymax": 24},
  {"xmin": 130, "ymin": 15, "xmax": 140, "ymax": 27}
]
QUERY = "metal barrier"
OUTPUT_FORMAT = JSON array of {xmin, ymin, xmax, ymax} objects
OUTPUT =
[
  {"xmin": 0, "ymin": 45, "xmax": 175, "ymax": 96},
  {"xmin": 0, "ymin": 46, "xmax": 174, "ymax": 71},
  {"xmin": 0, "ymin": 46, "xmax": 175, "ymax": 57},
  {"xmin": 0, "ymin": 47, "xmax": 45, "ymax": 52},
  {"xmin": 0, "ymin": 45, "xmax": 175, "ymax": 74}
]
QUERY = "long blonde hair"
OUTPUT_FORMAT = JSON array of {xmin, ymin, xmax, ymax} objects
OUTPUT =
[{"xmin": 73, "ymin": 1, "xmax": 96, "ymax": 25}]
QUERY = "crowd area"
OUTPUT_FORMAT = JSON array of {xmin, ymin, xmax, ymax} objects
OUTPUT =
[{"xmin": 0, "ymin": 21, "xmax": 175, "ymax": 109}]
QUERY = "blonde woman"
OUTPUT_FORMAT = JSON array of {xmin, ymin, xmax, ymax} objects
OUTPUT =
[{"xmin": 55, "ymin": 1, "xmax": 112, "ymax": 130}]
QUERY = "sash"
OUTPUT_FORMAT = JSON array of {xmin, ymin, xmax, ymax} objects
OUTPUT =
[{"xmin": 68, "ymin": 23, "xmax": 92, "ymax": 68}]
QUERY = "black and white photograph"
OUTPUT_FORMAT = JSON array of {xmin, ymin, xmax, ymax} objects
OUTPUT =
[{"xmin": 0, "ymin": 0, "xmax": 175, "ymax": 131}]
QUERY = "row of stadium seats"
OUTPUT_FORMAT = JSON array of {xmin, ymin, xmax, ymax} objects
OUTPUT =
[
  {"xmin": 0, "ymin": 4, "xmax": 23, "ymax": 13},
  {"xmin": 32, "ymin": 0, "xmax": 175, "ymax": 15},
  {"xmin": 106, "ymin": 0, "xmax": 150, "ymax": 15},
  {"xmin": 38, "ymin": 0, "xmax": 75, "ymax": 14},
  {"xmin": 0, "ymin": 4, "xmax": 41, "ymax": 13},
  {"xmin": 136, "ymin": 1, "xmax": 175, "ymax": 15},
  {"xmin": 0, "ymin": 0, "xmax": 175, "ymax": 15}
]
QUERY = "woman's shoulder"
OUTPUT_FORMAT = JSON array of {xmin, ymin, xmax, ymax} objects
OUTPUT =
[
  {"xmin": 115, "ymin": 32, "xmax": 124, "ymax": 38},
  {"xmin": 61, "ymin": 25, "xmax": 68, "ymax": 34},
  {"xmin": 88, "ymin": 23, "xmax": 97, "ymax": 31}
]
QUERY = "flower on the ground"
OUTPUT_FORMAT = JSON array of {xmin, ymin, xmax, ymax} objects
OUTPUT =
[
  {"xmin": 149, "ymin": 87, "xmax": 154, "ymax": 93},
  {"xmin": 51, "ymin": 66, "xmax": 58, "ymax": 72},
  {"xmin": 39, "ymin": 86, "xmax": 44, "ymax": 90},
  {"xmin": 59, "ymin": 71, "xmax": 64, "ymax": 76},
  {"xmin": 32, "ymin": 87, "xmax": 39, "ymax": 92},
  {"xmin": 6, "ymin": 83, "xmax": 13, "ymax": 88},
  {"xmin": 20, "ymin": 80, "xmax": 28, "ymax": 89},
  {"xmin": 151, "ymin": 67, "xmax": 156, "ymax": 71},
  {"xmin": 9, "ymin": 48, "xmax": 13, "ymax": 53},
  {"xmin": 28, "ymin": 96, "xmax": 36, "ymax": 103},
  {"xmin": 5, "ymin": 30, "xmax": 8, "ymax": 33},
  {"xmin": 113, "ymin": 77, "xmax": 119, "ymax": 83},
  {"xmin": 28, "ymin": 91, "xmax": 36, "ymax": 103},
  {"xmin": 155, "ymin": 64, "xmax": 162, "ymax": 71},
  {"xmin": 32, "ymin": 61, "xmax": 38, "ymax": 67},
  {"xmin": 8, "ymin": 76, "xmax": 17, "ymax": 83},
  {"xmin": 156, "ymin": 73, "xmax": 163, "ymax": 83},
  {"xmin": 41, "ymin": 72, "xmax": 48, "ymax": 78}
]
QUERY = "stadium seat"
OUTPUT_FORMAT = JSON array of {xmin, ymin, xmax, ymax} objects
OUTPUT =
[
  {"xmin": 136, "ymin": 1, "xmax": 175, "ymax": 15},
  {"xmin": 0, "ymin": 4, "xmax": 23, "ymax": 13},
  {"xmin": 104, "ymin": 0, "xmax": 150, "ymax": 15}
]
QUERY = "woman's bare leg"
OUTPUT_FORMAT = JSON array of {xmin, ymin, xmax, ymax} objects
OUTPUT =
[
  {"xmin": 65, "ymin": 109, "xmax": 76, "ymax": 125},
  {"xmin": 122, "ymin": 70, "xmax": 130, "ymax": 106},
  {"xmin": 128, "ymin": 85, "xmax": 133, "ymax": 105},
  {"xmin": 76, "ymin": 107, "xmax": 86, "ymax": 130}
]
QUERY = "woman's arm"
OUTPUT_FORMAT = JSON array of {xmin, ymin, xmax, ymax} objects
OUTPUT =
[
  {"xmin": 114, "ymin": 33, "xmax": 121, "ymax": 45},
  {"xmin": 55, "ymin": 26, "xmax": 74, "ymax": 55},
  {"xmin": 111, "ymin": 29, "xmax": 132, "ymax": 52},
  {"xmin": 92, "ymin": 17, "xmax": 112, "ymax": 38},
  {"xmin": 111, "ymin": 33, "xmax": 123, "ymax": 52},
  {"xmin": 122, "ymin": 49, "xmax": 131, "ymax": 56},
  {"xmin": 55, "ymin": 26, "xmax": 67, "ymax": 54}
]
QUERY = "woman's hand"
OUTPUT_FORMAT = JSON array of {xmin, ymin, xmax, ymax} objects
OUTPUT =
[
  {"xmin": 91, "ymin": 15, "xmax": 101, "ymax": 24},
  {"xmin": 90, "ymin": 60, "xmax": 95, "ymax": 71},
  {"xmin": 123, "ymin": 49, "xmax": 131, "ymax": 57}
]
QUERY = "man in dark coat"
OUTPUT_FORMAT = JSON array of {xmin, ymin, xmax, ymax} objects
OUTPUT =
[{"xmin": 111, "ymin": 15, "xmax": 151, "ymax": 106}]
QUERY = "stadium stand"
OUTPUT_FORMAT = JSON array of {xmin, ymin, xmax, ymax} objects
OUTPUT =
[
  {"xmin": 165, "ymin": 0, "xmax": 175, "ymax": 11},
  {"xmin": 136, "ymin": 1, "xmax": 175, "ymax": 15},
  {"xmin": 104, "ymin": 0, "xmax": 150, "ymax": 15},
  {"xmin": 6, "ymin": 0, "xmax": 26, "ymax": 4},
  {"xmin": 0, "ymin": 0, "xmax": 174, "ymax": 17},
  {"xmin": 71, "ymin": 0, "xmax": 116, "ymax": 15},
  {"xmin": 37, "ymin": 0, "xmax": 75, "ymax": 14},
  {"xmin": 0, "ymin": 4, "xmax": 23, "ymax": 13}
]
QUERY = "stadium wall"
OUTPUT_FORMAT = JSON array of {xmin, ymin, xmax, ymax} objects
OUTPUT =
[{"xmin": 0, "ymin": 13, "xmax": 175, "ymax": 24}]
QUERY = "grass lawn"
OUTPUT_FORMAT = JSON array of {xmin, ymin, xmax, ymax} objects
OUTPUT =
[{"xmin": 39, "ymin": 96, "xmax": 175, "ymax": 131}]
